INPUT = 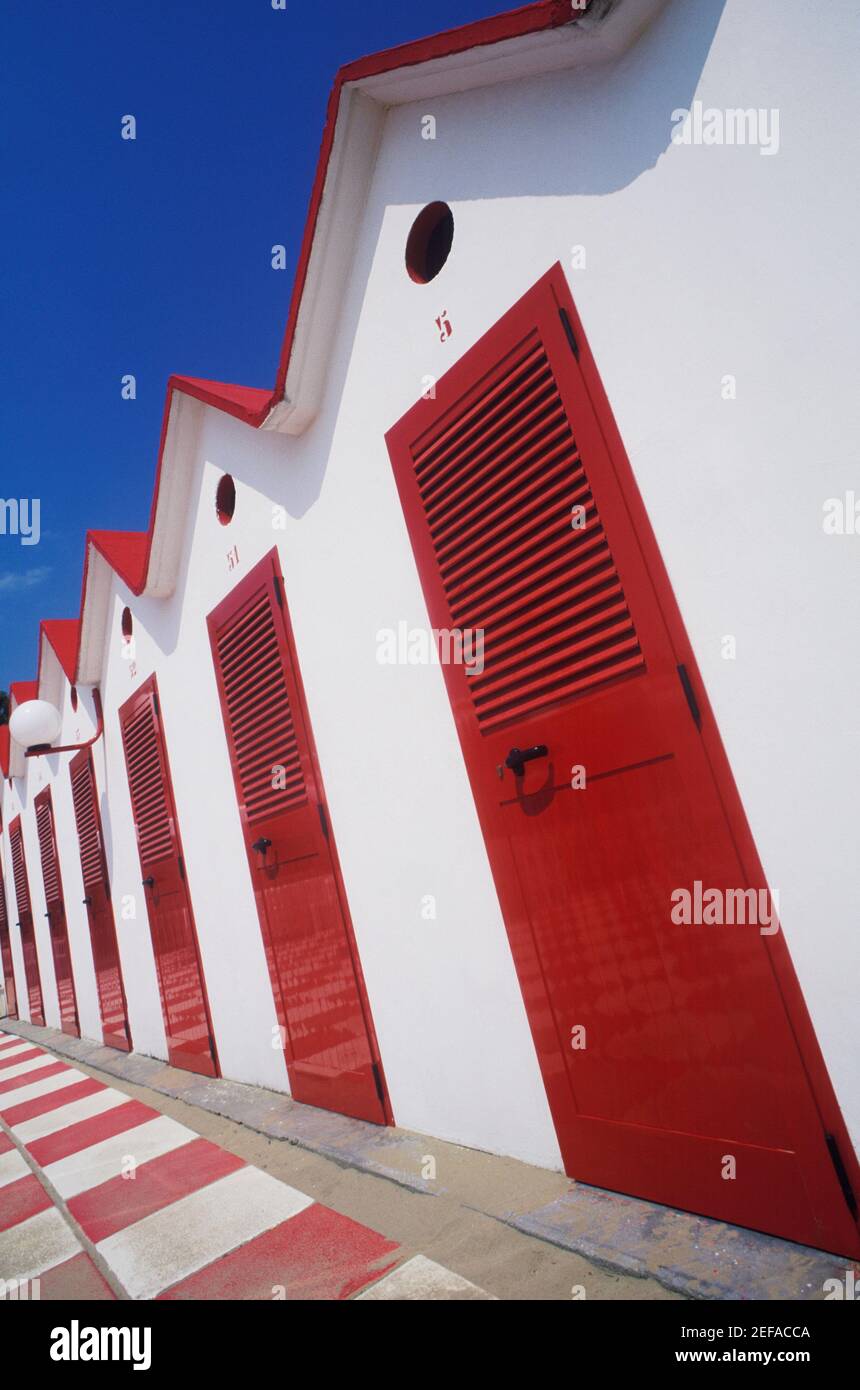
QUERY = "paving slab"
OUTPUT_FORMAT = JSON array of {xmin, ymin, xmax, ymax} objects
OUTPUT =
[{"xmin": 3, "ymin": 1018, "xmax": 851, "ymax": 1301}]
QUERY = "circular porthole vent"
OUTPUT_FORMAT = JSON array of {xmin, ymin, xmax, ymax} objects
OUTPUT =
[
  {"xmin": 216, "ymin": 473, "xmax": 236, "ymax": 526},
  {"xmin": 405, "ymin": 202, "xmax": 454, "ymax": 284}
]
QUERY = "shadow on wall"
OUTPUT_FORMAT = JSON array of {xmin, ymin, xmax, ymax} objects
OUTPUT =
[{"xmin": 397, "ymin": 0, "xmax": 729, "ymax": 202}]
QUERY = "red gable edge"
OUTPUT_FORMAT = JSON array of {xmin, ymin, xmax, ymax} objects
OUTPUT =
[
  {"xmin": 9, "ymin": 682, "xmax": 38, "ymax": 707},
  {"xmin": 40, "ymin": 620, "xmax": 80, "ymax": 686},
  {"xmin": 273, "ymin": 0, "xmax": 584, "ymax": 400}
]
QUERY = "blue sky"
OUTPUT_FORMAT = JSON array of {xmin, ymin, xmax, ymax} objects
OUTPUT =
[{"xmin": 0, "ymin": 0, "xmax": 505, "ymax": 689}]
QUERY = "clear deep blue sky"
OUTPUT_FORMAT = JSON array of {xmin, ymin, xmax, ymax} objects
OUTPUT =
[{"xmin": 1, "ymin": 0, "xmax": 505, "ymax": 689}]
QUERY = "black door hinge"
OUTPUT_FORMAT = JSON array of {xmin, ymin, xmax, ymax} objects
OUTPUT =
[
  {"xmin": 826, "ymin": 1133, "xmax": 858, "ymax": 1218},
  {"xmin": 178, "ymin": 855, "xmax": 185, "ymax": 882},
  {"xmin": 318, "ymin": 803, "xmax": 329, "ymax": 839},
  {"xmin": 273, "ymin": 575, "xmax": 284, "ymax": 609},
  {"xmin": 559, "ymin": 307, "xmax": 580, "ymax": 360},
  {"xmin": 677, "ymin": 664, "xmax": 701, "ymax": 729},
  {"xmin": 372, "ymin": 1061, "xmax": 385, "ymax": 1106},
  {"xmin": 153, "ymin": 692, "xmax": 160, "ymax": 718}
]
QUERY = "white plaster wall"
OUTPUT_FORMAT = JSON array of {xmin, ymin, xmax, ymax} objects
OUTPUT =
[
  {"xmin": 15, "ymin": 768, "xmax": 60, "ymax": 1031},
  {"xmin": 109, "ymin": 401, "xmax": 560, "ymax": 1161},
  {"xmin": 4, "ymin": 0, "xmax": 858, "ymax": 1168},
  {"xmin": 2, "ymin": 761, "xmax": 60, "ymax": 1028},
  {"xmin": 327, "ymin": 0, "xmax": 860, "ymax": 1148},
  {"xmin": 1, "ymin": 800, "xmax": 31, "ymax": 1024},
  {"xmin": 2, "ymin": 660, "xmax": 105, "ymax": 1037},
  {"xmin": 88, "ymin": 401, "xmax": 562, "ymax": 1166},
  {"xmin": 49, "ymin": 680, "xmax": 105, "ymax": 1042},
  {"xmin": 96, "ymin": 532, "xmax": 287, "ymax": 1090}
]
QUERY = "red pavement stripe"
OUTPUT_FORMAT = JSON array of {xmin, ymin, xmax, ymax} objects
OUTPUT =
[
  {"xmin": 69, "ymin": 1136, "xmax": 247, "ymax": 1244},
  {"xmin": 0, "ymin": 1132, "xmax": 15, "ymax": 1155},
  {"xmin": 1, "ymin": 1077, "xmax": 106, "ymax": 1127},
  {"xmin": 0, "ymin": 1037, "xmax": 25, "ymax": 1050},
  {"xmin": 0, "ymin": 1047, "xmax": 44, "ymax": 1070},
  {"xmin": 26, "ymin": 1099, "xmax": 162, "ymax": 1167},
  {"xmin": 0, "ymin": 1173, "xmax": 53, "ymax": 1231},
  {"xmin": 0, "ymin": 1062, "xmax": 68, "ymax": 1097},
  {"xmin": 159, "ymin": 1203, "xmax": 401, "ymax": 1301},
  {"xmin": 37, "ymin": 1251, "xmax": 117, "ymax": 1301}
]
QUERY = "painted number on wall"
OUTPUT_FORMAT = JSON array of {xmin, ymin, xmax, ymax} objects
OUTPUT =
[
  {"xmin": 435, "ymin": 311, "xmax": 453, "ymax": 343},
  {"xmin": 227, "ymin": 545, "xmax": 240, "ymax": 572}
]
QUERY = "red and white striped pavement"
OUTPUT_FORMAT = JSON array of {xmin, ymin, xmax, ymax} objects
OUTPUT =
[{"xmin": 0, "ymin": 1031, "xmax": 494, "ymax": 1300}]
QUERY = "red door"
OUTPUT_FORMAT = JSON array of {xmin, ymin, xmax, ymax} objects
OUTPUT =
[
  {"xmin": 118, "ymin": 677, "xmax": 218, "ymax": 1078},
  {"xmin": 385, "ymin": 264, "xmax": 860, "ymax": 1257},
  {"xmin": 0, "ymin": 861, "xmax": 18, "ymax": 1019},
  {"xmin": 34, "ymin": 788, "xmax": 80, "ymax": 1037},
  {"xmin": 207, "ymin": 549, "xmax": 389, "ymax": 1124},
  {"xmin": 8, "ymin": 817, "xmax": 44, "ymax": 1025},
  {"xmin": 69, "ymin": 748, "xmax": 132, "ymax": 1052}
]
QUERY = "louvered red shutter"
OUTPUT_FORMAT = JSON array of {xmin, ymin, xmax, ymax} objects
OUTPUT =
[
  {"xmin": 10, "ymin": 822, "xmax": 31, "ymax": 916},
  {"xmin": 117, "ymin": 680, "xmax": 217, "ymax": 1077},
  {"xmin": 120, "ymin": 696, "xmax": 174, "ymax": 867},
  {"xmin": 409, "ymin": 330, "xmax": 645, "ymax": 732},
  {"xmin": 70, "ymin": 754, "xmax": 107, "ymax": 889},
  {"xmin": 214, "ymin": 586, "xmax": 308, "ymax": 822},
  {"xmin": 35, "ymin": 796, "xmax": 61, "ymax": 907},
  {"xmin": 0, "ymin": 864, "xmax": 17, "ymax": 1018}
]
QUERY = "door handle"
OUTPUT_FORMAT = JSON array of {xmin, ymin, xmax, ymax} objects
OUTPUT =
[
  {"xmin": 82, "ymin": 896, "xmax": 92, "ymax": 906},
  {"xmin": 142, "ymin": 876, "xmax": 155, "ymax": 888},
  {"xmin": 251, "ymin": 837, "xmax": 272, "ymax": 856},
  {"xmin": 504, "ymin": 744, "xmax": 549, "ymax": 778}
]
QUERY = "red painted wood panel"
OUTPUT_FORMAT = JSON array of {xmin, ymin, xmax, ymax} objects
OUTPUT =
[
  {"xmin": 69, "ymin": 748, "xmax": 131, "ymax": 1052},
  {"xmin": 118, "ymin": 677, "xmax": 218, "ymax": 1078},
  {"xmin": 207, "ymin": 550, "xmax": 389, "ymax": 1125},
  {"xmin": 0, "ymin": 860, "xmax": 18, "ymax": 1019},
  {"xmin": 8, "ymin": 817, "xmax": 44, "ymax": 1025},
  {"xmin": 386, "ymin": 263, "xmax": 860, "ymax": 1258},
  {"xmin": 34, "ymin": 788, "xmax": 80, "ymax": 1036}
]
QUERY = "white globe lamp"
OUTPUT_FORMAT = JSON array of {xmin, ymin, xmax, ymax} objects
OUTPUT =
[{"xmin": 9, "ymin": 699, "xmax": 63, "ymax": 750}]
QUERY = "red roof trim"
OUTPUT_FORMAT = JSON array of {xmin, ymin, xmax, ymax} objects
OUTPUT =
[
  {"xmin": 39, "ymin": 620, "xmax": 80, "ymax": 687},
  {"xmin": 273, "ymin": 0, "xmax": 586, "ymax": 399},
  {"xmin": 10, "ymin": 681, "xmax": 38, "ymax": 707},
  {"xmin": 339, "ymin": 0, "xmax": 581, "ymax": 83}
]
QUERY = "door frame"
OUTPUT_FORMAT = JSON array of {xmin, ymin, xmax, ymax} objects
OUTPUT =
[
  {"xmin": 0, "ymin": 859, "xmax": 18, "ymax": 1019},
  {"xmin": 8, "ymin": 814, "xmax": 45, "ymax": 1026},
  {"xmin": 206, "ymin": 547, "xmax": 392, "ymax": 1124},
  {"xmin": 34, "ymin": 785, "xmax": 80, "ymax": 1037},
  {"xmin": 68, "ymin": 745, "xmax": 132, "ymax": 1053},
  {"xmin": 117, "ymin": 673, "xmax": 220, "ymax": 1078},
  {"xmin": 385, "ymin": 261, "xmax": 860, "ymax": 1218}
]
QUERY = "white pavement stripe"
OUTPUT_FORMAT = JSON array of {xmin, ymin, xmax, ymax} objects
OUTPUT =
[
  {"xmin": 13, "ymin": 1086, "xmax": 124, "ymax": 1145},
  {"xmin": 45, "ymin": 1115, "xmax": 198, "ymax": 1200},
  {"xmin": 0, "ymin": 1068, "xmax": 84, "ymax": 1112},
  {"xmin": 0, "ymin": 1042, "xmax": 39, "ymax": 1060},
  {"xmin": 0, "ymin": 1149, "xmax": 31, "ymax": 1189},
  {"xmin": 98, "ymin": 1164, "xmax": 314, "ymax": 1300},
  {"xmin": 0, "ymin": 1054, "xmax": 50, "ymax": 1082},
  {"xmin": 0, "ymin": 1207, "xmax": 82, "ymax": 1283},
  {"xmin": 357, "ymin": 1254, "xmax": 497, "ymax": 1300}
]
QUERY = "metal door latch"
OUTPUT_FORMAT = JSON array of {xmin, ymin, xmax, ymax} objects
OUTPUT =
[
  {"xmin": 504, "ymin": 745, "xmax": 549, "ymax": 778},
  {"xmin": 251, "ymin": 837, "xmax": 272, "ymax": 855}
]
